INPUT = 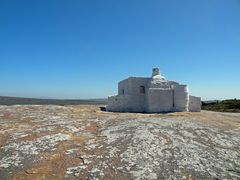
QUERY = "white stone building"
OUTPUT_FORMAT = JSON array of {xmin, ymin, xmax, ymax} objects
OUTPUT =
[{"xmin": 106, "ymin": 68, "xmax": 201, "ymax": 113}]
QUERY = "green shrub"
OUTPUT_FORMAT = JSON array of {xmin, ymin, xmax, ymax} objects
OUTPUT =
[{"xmin": 202, "ymin": 99, "xmax": 240, "ymax": 112}]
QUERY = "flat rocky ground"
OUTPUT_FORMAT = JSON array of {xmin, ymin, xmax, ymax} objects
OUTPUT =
[{"xmin": 0, "ymin": 105, "xmax": 239, "ymax": 180}]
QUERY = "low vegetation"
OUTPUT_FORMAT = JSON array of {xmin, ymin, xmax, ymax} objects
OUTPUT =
[
  {"xmin": 0, "ymin": 96, "xmax": 107, "ymax": 105},
  {"xmin": 202, "ymin": 99, "xmax": 240, "ymax": 112}
]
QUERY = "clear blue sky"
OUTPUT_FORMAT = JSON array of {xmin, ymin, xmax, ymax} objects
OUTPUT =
[{"xmin": 0, "ymin": 0, "xmax": 239, "ymax": 100}]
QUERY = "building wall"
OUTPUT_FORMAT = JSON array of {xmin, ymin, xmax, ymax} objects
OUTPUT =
[
  {"xmin": 128, "ymin": 77, "xmax": 151, "ymax": 112},
  {"xmin": 146, "ymin": 88, "xmax": 173, "ymax": 112},
  {"xmin": 115, "ymin": 77, "xmax": 151, "ymax": 112},
  {"xmin": 172, "ymin": 85, "xmax": 189, "ymax": 112},
  {"xmin": 118, "ymin": 79, "xmax": 130, "ymax": 95},
  {"xmin": 118, "ymin": 77, "xmax": 151, "ymax": 95},
  {"xmin": 118, "ymin": 77, "xmax": 150, "ymax": 95},
  {"xmin": 107, "ymin": 76, "xmax": 201, "ymax": 113},
  {"xmin": 189, "ymin": 95, "xmax": 201, "ymax": 112},
  {"xmin": 106, "ymin": 95, "xmax": 133, "ymax": 112},
  {"xmin": 128, "ymin": 77, "xmax": 151, "ymax": 94}
]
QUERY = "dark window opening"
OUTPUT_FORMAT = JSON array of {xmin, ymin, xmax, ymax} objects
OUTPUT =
[
  {"xmin": 140, "ymin": 86, "xmax": 145, "ymax": 94},
  {"xmin": 122, "ymin": 89, "xmax": 125, "ymax": 95}
]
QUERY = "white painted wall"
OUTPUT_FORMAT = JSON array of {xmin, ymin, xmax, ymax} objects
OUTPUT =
[
  {"xmin": 118, "ymin": 79, "xmax": 130, "ymax": 95},
  {"xmin": 189, "ymin": 95, "xmax": 201, "ymax": 112},
  {"xmin": 106, "ymin": 95, "xmax": 133, "ymax": 112},
  {"xmin": 173, "ymin": 85, "xmax": 189, "ymax": 112},
  {"xmin": 106, "ymin": 68, "xmax": 201, "ymax": 113},
  {"xmin": 147, "ymin": 88, "xmax": 173, "ymax": 112}
]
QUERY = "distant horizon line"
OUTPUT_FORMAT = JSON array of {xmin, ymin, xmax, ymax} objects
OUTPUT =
[
  {"xmin": 0, "ymin": 95, "xmax": 238, "ymax": 102},
  {"xmin": 0, "ymin": 95, "xmax": 107, "ymax": 101}
]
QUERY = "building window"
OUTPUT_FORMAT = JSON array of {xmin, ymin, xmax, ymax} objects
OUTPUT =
[
  {"xmin": 122, "ymin": 89, "xmax": 125, "ymax": 95},
  {"xmin": 140, "ymin": 86, "xmax": 145, "ymax": 94}
]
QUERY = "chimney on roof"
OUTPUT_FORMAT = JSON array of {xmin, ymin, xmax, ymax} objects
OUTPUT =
[{"xmin": 152, "ymin": 68, "xmax": 160, "ymax": 77}]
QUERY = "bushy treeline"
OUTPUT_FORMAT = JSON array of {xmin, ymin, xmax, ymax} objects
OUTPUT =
[{"xmin": 202, "ymin": 99, "xmax": 240, "ymax": 112}]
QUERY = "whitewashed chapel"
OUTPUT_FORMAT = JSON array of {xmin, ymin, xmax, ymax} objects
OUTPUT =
[{"xmin": 106, "ymin": 68, "xmax": 201, "ymax": 113}]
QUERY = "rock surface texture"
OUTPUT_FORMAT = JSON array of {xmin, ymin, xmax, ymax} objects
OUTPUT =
[
  {"xmin": 0, "ymin": 105, "xmax": 239, "ymax": 180},
  {"xmin": 106, "ymin": 68, "xmax": 201, "ymax": 113}
]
